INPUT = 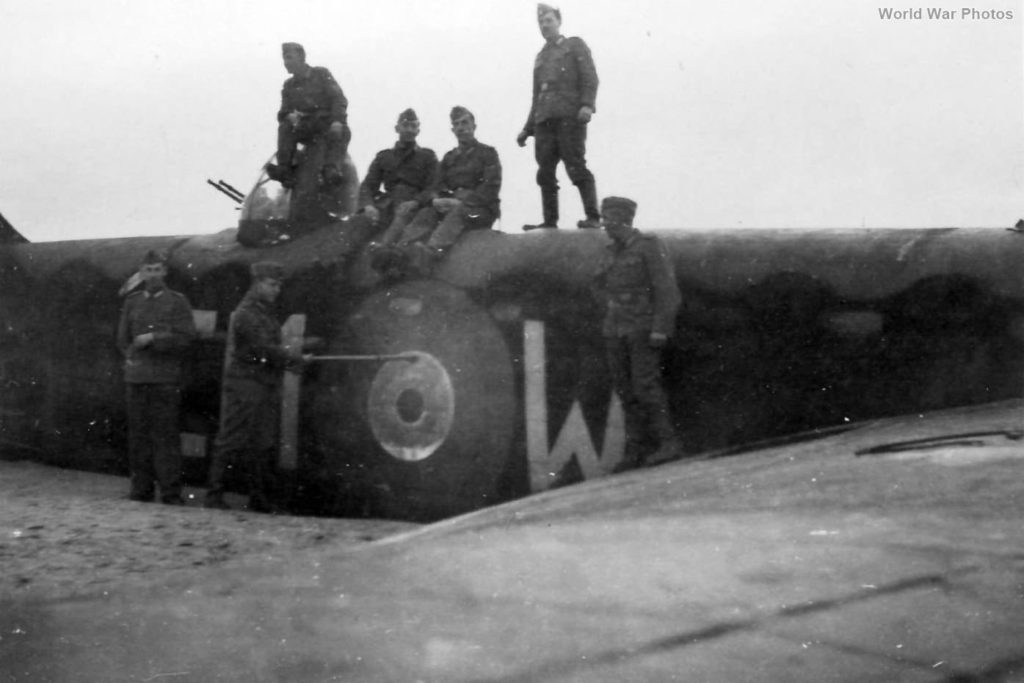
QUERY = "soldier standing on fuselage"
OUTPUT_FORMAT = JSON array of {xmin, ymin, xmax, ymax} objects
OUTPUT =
[
  {"xmin": 265, "ymin": 42, "xmax": 351, "ymax": 191},
  {"xmin": 204, "ymin": 262, "xmax": 306, "ymax": 513},
  {"xmin": 596, "ymin": 197, "xmax": 683, "ymax": 472},
  {"xmin": 518, "ymin": 3, "xmax": 601, "ymax": 231},
  {"xmin": 116, "ymin": 249, "xmax": 196, "ymax": 504}
]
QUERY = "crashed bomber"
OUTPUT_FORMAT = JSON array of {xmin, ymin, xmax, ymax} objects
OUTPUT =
[{"xmin": 1, "ymin": 177, "xmax": 1023, "ymax": 520}]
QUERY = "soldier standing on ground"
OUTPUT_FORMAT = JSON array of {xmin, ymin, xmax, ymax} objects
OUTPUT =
[
  {"xmin": 116, "ymin": 249, "xmax": 197, "ymax": 504},
  {"xmin": 596, "ymin": 197, "xmax": 683, "ymax": 472},
  {"xmin": 518, "ymin": 3, "xmax": 601, "ymax": 231},
  {"xmin": 204, "ymin": 262, "xmax": 307, "ymax": 513}
]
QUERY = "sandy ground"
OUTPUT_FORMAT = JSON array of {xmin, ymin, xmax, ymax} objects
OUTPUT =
[{"xmin": 0, "ymin": 459, "xmax": 419, "ymax": 602}]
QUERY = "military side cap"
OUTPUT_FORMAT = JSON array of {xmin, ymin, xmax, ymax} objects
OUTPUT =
[
  {"xmin": 251, "ymin": 261, "xmax": 285, "ymax": 280},
  {"xmin": 141, "ymin": 248, "xmax": 169, "ymax": 265},
  {"xmin": 601, "ymin": 196, "xmax": 638, "ymax": 222},
  {"xmin": 282, "ymin": 42, "xmax": 305, "ymax": 56},
  {"xmin": 537, "ymin": 3, "xmax": 561, "ymax": 19},
  {"xmin": 450, "ymin": 105, "xmax": 473, "ymax": 122},
  {"xmin": 397, "ymin": 108, "xmax": 419, "ymax": 124}
]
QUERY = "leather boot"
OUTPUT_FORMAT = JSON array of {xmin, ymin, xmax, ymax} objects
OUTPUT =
[
  {"xmin": 611, "ymin": 441, "xmax": 645, "ymax": 473},
  {"xmin": 576, "ymin": 179, "xmax": 600, "ymax": 228},
  {"xmin": 204, "ymin": 491, "xmax": 230, "ymax": 510},
  {"xmin": 646, "ymin": 438, "xmax": 683, "ymax": 467},
  {"xmin": 247, "ymin": 493, "xmax": 277, "ymax": 514},
  {"xmin": 265, "ymin": 162, "xmax": 295, "ymax": 189},
  {"xmin": 524, "ymin": 188, "xmax": 560, "ymax": 231},
  {"xmin": 406, "ymin": 242, "xmax": 443, "ymax": 277},
  {"xmin": 646, "ymin": 410, "xmax": 682, "ymax": 466}
]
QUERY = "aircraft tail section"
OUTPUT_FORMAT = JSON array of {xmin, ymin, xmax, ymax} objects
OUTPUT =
[{"xmin": 0, "ymin": 212, "xmax": 28, "ymax": 244}]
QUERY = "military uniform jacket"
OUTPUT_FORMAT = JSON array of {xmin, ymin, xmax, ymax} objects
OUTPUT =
[
  {"xmin": 523, "ymin": 35, "xmax": 599, "ymax": 133},
  {"xmin": 117, "ymin": 287, "xmax": 196, "ymax": 384},
  {"xmin": 433, "ymin": 140, "xmax": 502, "ymax": 217},
  {"xmin": 278, "ymin": 66, "xmax": 348, "ymax": 134},
  {"xmin": 597, "ymin": 230, "xmax": 681, "ymax": 338},
  {"xmin": 358, "ymin": 142, "xmax": 439, "ymax": 210},
  {"xmin": 226, "ymin": 292, "xmax": 288, "ymax": 386}
]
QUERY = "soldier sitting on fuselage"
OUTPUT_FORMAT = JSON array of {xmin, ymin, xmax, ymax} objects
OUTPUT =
[
  {"xmin": 361, "ymin": 108, "xmax": 439, "ymax": 241},
  {"xmin": 371, "ymin": 105, "xmax": 501, "ymax": 279},
  {"xmin": 354, "ymin": 108, "xmax": 439, "ymax": 277}
]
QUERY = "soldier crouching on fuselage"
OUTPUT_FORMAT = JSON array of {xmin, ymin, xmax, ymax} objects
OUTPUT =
[
  {"xmin": 204, "ymin": 261, "xmax": 310, "ymax": 513},
  {"xmin": 266, "ymin": 42, "xmax": 350, "ymax": 189},
  {"xmin": 264, "ymin": 42, "xmax": 351, "ymax": 233},
  {"xmin": 595, "ymin": 197, "xmax": 683, "ymax": 471},
  {"xmin": 116, "ymin": 249, "xmax": 197, "ymax": 504}
]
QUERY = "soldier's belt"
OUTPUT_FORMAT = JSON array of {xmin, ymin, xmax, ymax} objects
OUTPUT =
[
  {"xmin": 439, "ymin": 188, "xmax": 472, "ymax": 197},
  {"xmin": 609, "ymin": 290, "xmax": 651, "ymax": 303},
  {"xmin": 393, "ymin": 181, "xmax": 425, "ymax": 191}
]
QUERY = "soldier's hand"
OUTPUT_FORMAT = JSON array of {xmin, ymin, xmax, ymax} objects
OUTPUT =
[
  {"xmin": 133, "ymin": 332, "xmax": 155, "ymax": 348},
  {"xmin": 432, "ymin": 198, "xmax": 460, "ymax": 214},
  {"xmin": 649, "ymin": 332, "xmax": 668, "ymax": 349},
  {"xmin": 286, "ymin": 111, "xmax": 302, "ymax": 127},
  {"xmin": 285, "ymin": 356, "xmax": 311, "ymax": 374},
  {"xmin": 363, "ymin": 205, "xmax": 381, "ymax": 223},
  {"xmin": 396, "ymin": 200, "xmax": 420, "ymax": 216},
  {"xmin": 328, "ymin": 121, "xmax": 345, "ymax": 138},
  {"xmin": 577, "ymin": 106, "xmax": 594, "ymax": 123},
  {"xmin": 516, "ymin": 130, "xmax": 531, "ymax": 147},
  {"xmin": 302, "ymin": 336, "xmax": 326, "ymax": 352}
]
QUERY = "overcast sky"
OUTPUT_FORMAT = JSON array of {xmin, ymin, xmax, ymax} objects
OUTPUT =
[{"xmin": 1, "ymin": 0, "xmax": 1021, "ymax": 242}]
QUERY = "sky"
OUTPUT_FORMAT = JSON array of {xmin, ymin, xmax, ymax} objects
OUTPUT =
[{"xmin": 0, "ymin": 0, "xmax": 1021, "ymax": 242}]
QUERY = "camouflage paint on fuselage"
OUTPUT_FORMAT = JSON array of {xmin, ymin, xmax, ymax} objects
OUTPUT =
[{"xmin": 1, "ymin": 225, "xmax": 1022, "ymax": 519}]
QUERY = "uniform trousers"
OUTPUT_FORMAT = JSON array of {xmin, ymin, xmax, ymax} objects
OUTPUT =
[
  {"xmin": 277, "ymin": 120, "xmax": 350, "ymax": 174},
  {"xmin": 534, "ymin": 118, "xmax": 597, "ymax": 223},
  {"xmin": 604, "ymin": 332, "xmax": 676, "ymax": 459},
  {"xmin": 279, "ymin": 123, "xmax": 352, "ymax": 232},
  {"xmin": 376, "ymin": 200, "xmax": 426, "ymax": 246},
  {"xmin": 397, "ymin": 204, "xmax": 496, "ymax": 250},
  {"xmin": 125, "ymin": 383, "xmax": 183, "ymax": 501},
  {"xmin": 207, "ymin": 378, "xmax": 278, "ymax": 504}
]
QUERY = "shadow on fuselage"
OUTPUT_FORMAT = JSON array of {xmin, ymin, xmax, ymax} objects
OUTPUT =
[{"xmin": 1, "ymin": 226, "xmax": 1022, "ymax": 520}]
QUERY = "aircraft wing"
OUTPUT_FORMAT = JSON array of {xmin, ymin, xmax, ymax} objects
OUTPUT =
[{"xmin": 4, "ymin": 399, "xmax": 1022, "ymax": 682}]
